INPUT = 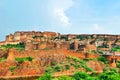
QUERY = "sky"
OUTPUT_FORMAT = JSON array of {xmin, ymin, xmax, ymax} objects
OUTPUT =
[{"xmin": 0, "ymin": 0, "xmax": 120, "ymax": 41}]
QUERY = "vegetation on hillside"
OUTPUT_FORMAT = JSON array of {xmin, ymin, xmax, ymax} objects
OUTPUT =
[
  {"xmin": 15, "ymin": 57, "xmax": 34, "ymax": 63},
  {"xmin": 45, "ymin": 56, "xmax": 94, "ymax": 74},
  {"xmin": 0, "ymin": 57, "xmax": 6, "ymax": 63},
  {"xmin": 0, "ymin": 42, "xmax": 25, "ymax": 50},
  {"xmin": 37, "ymin": 69, "xmax": 120, "ymax": 80},
  {"xmin": 97, "ymin": 56, "xmax": 108, "ymax": 64},
  {"xmin": 112, "ymin": 46, "xmax": 120, "ymax": 52}
]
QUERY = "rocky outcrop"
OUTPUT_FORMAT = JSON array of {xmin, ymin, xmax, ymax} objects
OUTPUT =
[
  {"xmin": 86, "ymin": 61, "xmax": 105, "ymax": 73},
  {"xmin": 0, "ymin": 49, "xmax": 7, "ymax": 58},
  {"xmin": 7, "ymin": 48, "xmax": 16, "ymax": 61}
]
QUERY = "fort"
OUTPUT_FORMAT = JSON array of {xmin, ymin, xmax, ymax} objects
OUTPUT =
[
  {"xmin": 1, "ymin": 31, "xmax": 120, "ymax": 51},
  {"xmin": 0, "ymin": 31, "xmax": 120, "ymax": 78},
  {"xmin": 1, "ymin": 31, "xmax": 120, "ymax": 62}
]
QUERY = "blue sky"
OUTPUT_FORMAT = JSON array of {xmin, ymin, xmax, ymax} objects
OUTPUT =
[{"xmin": 0, "ymin": 0, "xmax": 120, "ymax": 41}]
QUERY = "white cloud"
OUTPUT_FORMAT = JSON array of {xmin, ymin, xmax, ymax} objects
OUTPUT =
[
  {"xmin": 47, "ymin": 0, "xmax": 74, "ymax": 27},
  {"xmin": 54, "ymin": 8, "xmax": 70, "ymax": 26}
]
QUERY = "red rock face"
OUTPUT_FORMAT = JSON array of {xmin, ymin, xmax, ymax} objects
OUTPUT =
[
  {"xmin": 84, "ymin": 44, "xmax": 96, "ymax": 52},
  {"xmin": 74, "ymin": 41, "xmax": 78, "ymax": 51},
  {"xmin": 86, "ymin": 61, "xmax": 105, "ymax": 73},
  {"xmin": 3, "ymin": 31, "xmax": 120, "ymax": 78},
  {"xmin": 0, "ymin": 61, "xmax": 18, "ymax": 77},
  {"xmin": 0, "ymin": 49, "xmax": 68, "ymax": 77},
  {"xmin": 85, "ymin": 53, "xmax": 99, "ymax": 58},
  {"xmin": 7, "ymin": 48, "xmax": 16, "ymax": 61}
]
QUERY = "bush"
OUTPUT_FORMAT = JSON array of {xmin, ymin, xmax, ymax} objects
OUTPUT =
[
  {"xmin": 84, "ymin": 66, "xmax": 93, "ymax": 72},
  {"xmin": 51, "ymin": 61, "xmax": 57, "ymax": 66},
  {"xmin": 45, "ymin": 67, "xmax": 53, "ymax": 73},
  {"xmin": 97, "ymin": 56, "xmax": 108, "ymax": 64},
  {"xmin": 9, "ymin": 66, "xmax": 18, "ymax": 74},
  {"xmin": 67, "ymin": 56, "xmax": 72, "ymax": 59},
  {"xmin": 60, "ymin": 36, "xmax": 68, "ymax": 41},
  {"xmin": 57, "ymin": 76, "xmax": 75, "ymax": 80},
  {"xmin": 1, "ymin": 42, "xmax": 25, "ymax": 50},
  {"xmin": 76, "ymin": 35, "xmax": 89, "ymax": 40},
  {"xmin": 73, "ymin": 72, "xmax": 89, "ymax": 80},
  {"xmin": 117, "ymin": 61, "xmax": 120, "ymax": 68},
  {"xmin": 97, "ymin": 50, "xmax": 104, "ymax": 54},
  {"xmin": 43, "ymin": 48, "xmax": 52, "ymax": 50},
  {"xmin": 78, "ymin": 60, "xmax": 85, "ymax": 65},
  {"xmin": 83, "ymin": 58, "xmax": 90, "ymax": 61},
  {"xmin": 15, "ymin": 57, "xmax": 33, "ymax": 63},
  {"xmin": 65, "ymin": 65, "xmax": 70, "ymax": 70},
  {"xmin": 74, "ymin": 64, "xmax": 81, "ymax": 69},
  {"xmin": 0, "ymin": 57, "xmax": 6, "ymax": 62},
  {"xmin": 73, "ymin": 58, "xmax": 80, "ymax": 62},
  {"xmin": 99, "ymin": 71, "xmax": 120, "ymax": 80},
  {"xmin": 110, "ymin": 68, "xmax": 118, "ymax": 73},
  {"xmin": 112, "ymin": 47, "xmax": 120, "ymax": 52},
  {"xmin": 91, "ymin": 50, "xmax": 96, "ymax": 54},
  {"xmin": 103, "ymin": 67, "xmax": 109, "ymax": 72},
  {"xmin": 37, "ymin": 73, "xmax": 52, "ymax": 80},
  {"xmin": 54, "ymin": 66, "xmax": 62, "ymax": 72}
]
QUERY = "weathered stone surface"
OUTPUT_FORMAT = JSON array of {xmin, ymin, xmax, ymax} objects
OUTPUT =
[
  {"xmin": 86, "ymin": 61, "xmax": 105, "ymax": 72},
  {"xmin": 74, "ymin": 40, "xmax": 78, "ymax": 51},
  {"xmin": 7, "ymin": 48, "xmax": 16, "ymax": 61}
]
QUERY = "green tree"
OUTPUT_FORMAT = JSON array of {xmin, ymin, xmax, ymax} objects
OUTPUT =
[
  {"xmin": 97, "ymin": 56, "xmax": 108, "ymax": 64},
  {"xmin": 99, "ymin": 71, "xmax": 120, "ymax": 80},
  {"xmin": 37, "ymin": 73, "xmax": 52, "ymax": 80},
  {"xmin": 57, "ymin": 76, "xmax": 75, "ymax": 80},
  {"xmin": 54, "ymin": 66, "xmax": 62, "ymax": 72},
  {"xmin": 73, "ymin": 72, "xmax": 89, "ymax": 80}
]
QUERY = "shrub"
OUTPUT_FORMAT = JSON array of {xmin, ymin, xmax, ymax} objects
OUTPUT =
[
  {"xmin": 33, "ymin": 35, "xmax": 44, "ymax": 39},
  {"xmin": 54, "ymin": 66, "xmax": 62, "ymax": 72},
  {"xmin": 73, "ymin": 58, "xmax": 80, "ymax": 62},
  {"xmin": 65, "ymin": 65, "xmax": 70, "ymax": 70},
  {"xmin": 97, "ymin": 56, "xmax": 108, "ymax": 64},
  {"xmin": 83, "ymin": 58, "xmax": 90, "ymax": 61},
  {"xmin": 57, "ymin": 76, "xmax": 75, "ymax": 80},
  {"xmin": 112, "ymin": 47, "xmax": 120, "ymax": 52},
  {"xmin": 99, "ymin": 71, "xmax": 120, "ymax": 80},
  {"xmin": 67, "ymin": 55, "xmax": 72, "ymax": 59},
  {"xmin": 0, "ymin": 57, "xmax": 6, "ymax": 62},
  {"xmin": 15, "ymin": 57, "xmax": 33, "ymax": 63},
  {"xmin": 37, "ymin": 73, "xmax": 52, "ymax": 80},
  {"xmin": 84, "ymin": 66, "xmax": 93, "ymax": 72},
  {"xmin": 73, "ymin": 72, "xmax": 89, "ymax": 80},
  {"xmin": 45, "ymin": 67, "xmax": 53, "ymax": 73},
  {"xmin": 117, "ymin": 61, "xmax": 120, "ymax": 68},
  {"xmin": 110, "ymin": 68, "xmax": 118, "ymax": 73},
  {"xmin": 76, "ymin": 35, "xmax": 89, "ymax": 40},
  {"xmin": 78, "ymin": 60, "xmax": 85, "ymax": 65},
  {"xmin": 97, "ymin": 50, "xmax": 104, "ymax": 54},
  {"xmin": 103, "ymin": 67, "xmax": 109, "ymax": 72},
  {"xmin": 51, "ymin": 61, "xmax": 57, "ymax": 66},
  {"xmin": 43, "ymin": 48, "xmax": 51, "ymax": 50},
  {"xmin": 9, "ymin": 66, "xmax": 18, "ymax": 74},
  {"xmin": 91, "ymin": 50, "xmax": 96, "ymax": 54},
  {"xmin": 0, "ymin": 42, "xmax": 25, "ymax": 50},
  {"xmin": 60, "ymin": 36, "xmax": 68, "ymax": 41}
]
